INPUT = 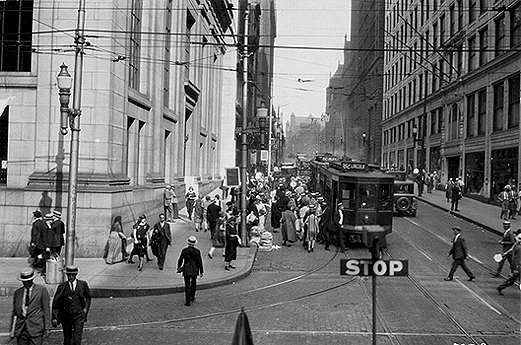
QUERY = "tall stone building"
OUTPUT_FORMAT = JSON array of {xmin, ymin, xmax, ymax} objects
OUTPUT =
[
  {"xmin": 325, "ymin": 0, "xmax": 385, "ymax": 164},
  {"xmin": 0, "ymin": 0, "xmax": 234, "ymax": 256},
  {"xmin": 381, "ymin": 0, "xmax": 520, "ymax": 202}
]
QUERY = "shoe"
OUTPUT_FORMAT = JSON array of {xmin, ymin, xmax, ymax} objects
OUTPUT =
[
  {"xmin": 325, "ymin": 246, "xmax": 330, "ymax": 251},
  {"xmin": 273, "ymin": 230, "xmax": 279, "ymax": 233},
  {"xmin": 311, "ymin": 248, "xmax": 314, "ymax": 252},
  {"xmin": 138, "ymin": 265, "xmax": 143, "ymax": 271},
  {"xmin": 308, "ymin": 249, "xmax": 311, "ymax": 253},
  {"xmin": 146, "ymin": 258, "xmax": 153, "ymax": 262},
  {"xmin": 282, "ymin": 242, "xmax": 287, "ymax": 246},
  {"xmin": 444, "ymin": 278, "xmax": 453, "ymax": 281},
  {"xmin": 468, "ymin": 277, "xmax": 475, "ymax": 282},
  {"xmin": 287, "ymin": 244, "xmax": 291, "ymax": 247},
  {"xmin": 490, "ymin": 273, "xmax": 499, "ymax": 277},
  {"xmin": 497, "ymin": 287, "xmax": 504, "ymax": 296},
  {"xmin": 185, "ymin": 302, "xmax": 191, "ymax": 306},
  {"xmin": 207, "ymin": 253, "xmax": 213, "ymax": 259},
  {"xmin": 159, "ymin": 266, "xmax": 163, "ymax": 271},
  {"xmin": 228, "ymin": 265, "xmax": 236, "ymax": 269},
  {"xmin": 190, "ymin": 297, "xmax": 195, "ymax": 302},
  {"xmin": 225, "ymin": 266, "xmax": 230, "ymax": 271},
  {"xmin": 127, "ymin": 260, "xmax": 135, "ymax": 264},
  {"xmin": 455, "ymin": 209, "xmax": 460, "ymax": 211}
]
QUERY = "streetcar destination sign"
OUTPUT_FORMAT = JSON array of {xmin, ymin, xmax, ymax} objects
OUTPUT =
[{"xmin": 340, "ymin": 259, "xmax": 409, "ymax": 276}]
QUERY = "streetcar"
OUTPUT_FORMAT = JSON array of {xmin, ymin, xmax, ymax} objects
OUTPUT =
[{"xmin": 313, "ymin": 160, "xmax": 394, "ymax": 248}]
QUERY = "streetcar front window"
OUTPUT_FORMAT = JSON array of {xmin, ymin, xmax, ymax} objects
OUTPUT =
[
  {"xmin": 379, "ymin": 184, "xmax": 393, "ymax": 210},
  {"xmin": 358, "ymin": 184, "xmax": 376, "ymax": 209},
  {"xmin": 340, "ymin": 182, "xmax": 356, "ymax": 209}
]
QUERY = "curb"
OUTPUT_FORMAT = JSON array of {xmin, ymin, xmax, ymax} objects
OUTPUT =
[
  {"xmin": 90, "ymin": 245, "xmax": 258, "ymax": 298},
  {"xmin": 0, "ymin": 246, "xmax": 258, "ymax": 298},
  {"xmin": 418, "ymin": 197, "xmax": 502, "ymax": 236}
]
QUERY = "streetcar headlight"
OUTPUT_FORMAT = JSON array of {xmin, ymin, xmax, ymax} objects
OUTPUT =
[{"xmin": 363, "ymin": 215, "xmax": 369, "ymax": 224}]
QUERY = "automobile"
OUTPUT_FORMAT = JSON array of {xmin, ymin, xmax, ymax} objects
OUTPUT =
[{"xmin": 393, "ymin": 180, "xmax": 418, "ymax": 216}]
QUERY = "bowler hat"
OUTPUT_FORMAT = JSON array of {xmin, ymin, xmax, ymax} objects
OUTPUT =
[
  {"xmin": 52, "ymin": 210, "xmax": 62, "ymax": 218},
  {"xmin": 33, "ymin": 210, "xmax": 42, "ymax": 218},
  {"xmin": 18, "ymin": 267, "xmax": 36, "ymax": 281},
  {"xmin": 452, "ymin": 226, "xmax": 462, "ymax": 231},
  {"xmin": 44, "ymin": 213, "xmax": 54, "ymax": 221},
  {"xmin": 503, "ymin": 220, "xmax": 511, "ymax": 226},
  {"xmin": 65, "ymin": 265, "xmax": 79, "ymax": 275},
  {"xmin": 187, "ymin": 236, "xmax": 197, "ymax": 244}
]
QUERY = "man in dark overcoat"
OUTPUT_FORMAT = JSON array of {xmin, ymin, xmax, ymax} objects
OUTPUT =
[
  {"xmin": 151, "ymin": 213, "xmax": 172, "ymax": 270},
  {"xmin": 319, "ymin": 201, "xmax": 332, "ymax": 249},
  {"xmin": 10, "ymin": 267, "xmax": 51, "ymax": 344},
  {"xmin": 50, "ymin": 210, "xmax": 66, "ymax": 255},
  {"xmin": 177, "ymin": 236, "xmax": 204, "ymax": 306},
  {"xmin": 30, "ymin": 210, "xmax": 51, "ymax": 272},
  {"xmin": 52, "ymin": 265, "xmax": 92, "ymax": 345},
  {"xmin": 329, "ymin": 202, "xmax": 346, "ymax": 252},
  {"xmin": 206, "ymin": 199, "xmax": 222, "ymax": 238},
  {"xmin": 445, "ymin": 227, "xmax": 475, "ymax": 281}
]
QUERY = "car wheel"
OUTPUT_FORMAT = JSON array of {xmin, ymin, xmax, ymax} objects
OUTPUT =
[{"xmin": 396, "ymin": 197, "xmax": 411, "ymax": 212}]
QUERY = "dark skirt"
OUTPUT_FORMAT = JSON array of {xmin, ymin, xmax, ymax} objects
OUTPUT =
[{"xmin": 224, "ymin": 236, "xmax": 239, "ymax": 262}]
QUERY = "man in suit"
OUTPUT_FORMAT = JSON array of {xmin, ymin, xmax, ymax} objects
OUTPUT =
[
  {"xmin": 497, "ymin": 232, "xmax": 521, "ymax": 295},
  {"xmin": 445, "ymin": 226, "xmax": 476, "ymax": 281},
  {"xmin": 30, "ymin": 211, "xmax": 50, "ymax": 273},
  {"xmin": 52, "ymin": 265, "xmax": 92, "ymax": 345},
  {"xmin": 177, "ymin": 236, "xmax": 204, "ymax": 306},
  {"xmin": 318, "ymin": 201, "xmax": 332, "ymax": 249},
  {"xmin": 151, "ymin": 213, "xmax": 172, "ymax": 271},
  {"xmin": 207, "ymin": 198, "xmax": 222, "ymax": 239},
  {"xmin": 10, "ymin": 267, "xmax": 51, "ymax": 344},
  {"xmin": 330, "ymin": 202, "xmax": 347, "ymax": 253},
  {"xmin": 492, "ymin": 220, "xmax": 516, "ymax": 277},
  {"xmin": 50, "ymin": 210, "xmax": 66, "ymax": 255}
]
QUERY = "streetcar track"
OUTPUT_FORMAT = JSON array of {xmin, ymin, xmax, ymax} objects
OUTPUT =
[{"xmin": 382, "ymin": 246, "xmax": 486, "ymax": 345}]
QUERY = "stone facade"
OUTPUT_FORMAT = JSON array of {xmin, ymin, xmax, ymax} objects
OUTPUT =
[{"xmin": 0, "ymin": 0, "xmax": 233, "ymax": 256}]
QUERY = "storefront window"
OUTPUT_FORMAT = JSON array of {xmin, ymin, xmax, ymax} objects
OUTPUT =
[
  {"xmin": 491, "ymin": 148, "xmax": 518, "ymax": 201},
  {"xmin": 465, "ymin": 152, "xmax": 485, "ymax": 196}
]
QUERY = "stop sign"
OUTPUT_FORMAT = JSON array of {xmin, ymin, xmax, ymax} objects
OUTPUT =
[{"xmin": 340, "ymin": 259, "xmax": 408, "ymax": 276}]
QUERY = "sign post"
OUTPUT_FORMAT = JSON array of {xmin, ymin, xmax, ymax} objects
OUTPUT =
[{"xmin": 340, "ymin": 257, "xmax": 409, "ymax": 345}]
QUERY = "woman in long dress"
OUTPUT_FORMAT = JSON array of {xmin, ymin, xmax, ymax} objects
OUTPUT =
[
  {"xmin": 280, "ymin": 205, "xmax": 297, "ymax": 246},
  {"xmin": 105, "ymin": 216, "xmax": 125, "ymax": 264},
  {"xmin": 304, "ymin": 205, "xmax": 319, "ymax": 252}
]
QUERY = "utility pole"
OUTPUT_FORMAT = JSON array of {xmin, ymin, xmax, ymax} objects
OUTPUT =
[
  {"xmin": 64, "ymin": 0, "xmax": 86, "ymax": 268},
  {"xmin": 239, "ymin": 0, "xmax": 249, "ymax": 246}
]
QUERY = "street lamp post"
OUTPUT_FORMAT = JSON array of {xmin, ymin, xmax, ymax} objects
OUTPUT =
[
  {"xmin": 362, "ymin": 131, "xmax": 367, "ymax": 162},
  {"xmin": 257, "ymin": 101, "xmax": 268, "ymax": 174},
  {"xmin": 56, "ymin": 0, "xmax": 86, "ymax": 268}
]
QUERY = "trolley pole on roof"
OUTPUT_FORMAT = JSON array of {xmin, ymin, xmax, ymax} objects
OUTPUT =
[{"xmin": 239, "ymin": 0, "xmax": 249, "ymax": 246}]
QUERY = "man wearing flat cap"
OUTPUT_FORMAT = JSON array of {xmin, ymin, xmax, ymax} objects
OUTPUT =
[
  {"xmin": 52, "ymin": 265, "xmax": 91, "ymax": 345},
  {"xmin": 492, "ymin": 220, "xmax": 516, "ymax": 277},
  {"xmin": 445, "ymin": 226, "xmax": 476, "ymax": 282},
  {"xmin": 177, "ymin": 236, "xmax": 204, "ymax": 306},
  {"xmin": 10, "ymin": 267, "xmax": 51, "ymax": 344}
]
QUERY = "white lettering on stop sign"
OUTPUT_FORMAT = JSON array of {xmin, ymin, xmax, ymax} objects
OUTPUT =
[
  {"xmin": 389, "ymin": 260, "xmax": 403, "ymax": 275},
  {"xmin": 373, "ymin": 261, "xmax": 386, "ymax": 276}
]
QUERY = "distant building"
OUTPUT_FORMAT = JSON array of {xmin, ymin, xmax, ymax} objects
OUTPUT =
[
  {"xmin": 285, "ymin": 113, "xmax": 322, "ymax": 158},
  {"xmin": 381, "ymin": 0, "xmax": 520, "ymax": 201}
]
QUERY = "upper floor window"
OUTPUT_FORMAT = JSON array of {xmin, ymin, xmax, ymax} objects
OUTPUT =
[
  {"xmin": 479, "ymin": 27, "xmax": 488, "ymax": 66},
  {"xmin": 511, "ymin": 5, "xmax": 521, "ymax": 48},
  {"xmin": 508, "ymin": 75, "xmax": 520, "ymax": 129},
  {"xmin": 469, "ymin": 0, "xmax": 477, "ymax": 23},
  {"xmin": 493, "ymin": 82, "xmax": 504, "ymax": 132},
  {"xmin": 495, "ymin": 16, "xmax": 506, "ymax": 57},
  {"xmin": 129, "ymin": 0, "xmax": 143, "ymax": 90},
  {"xmin": 0, "ymin": 1, "xmax": 33, "ymax": 72}
]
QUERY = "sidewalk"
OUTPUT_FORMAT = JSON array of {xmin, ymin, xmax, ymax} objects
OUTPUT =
[
  {"xmin": 0, "ymin": 196, "xmax": 257, "ymax": 298},
  {"xmin": 416, "ymin": 188, "xmax": 521, "ymax": 235}
]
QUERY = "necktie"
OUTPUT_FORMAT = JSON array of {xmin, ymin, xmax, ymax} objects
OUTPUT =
[
  {"xmin": 70, "ymin": 282, "xmax": 74, "ymax": 291},
  {"xmin": 24, "ymin": 288, "xmax": 30, "ymax": 315}
]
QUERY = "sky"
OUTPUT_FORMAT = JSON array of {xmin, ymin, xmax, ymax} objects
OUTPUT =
[{"xmin": 272, "ymin": 0, "xmax": 352, "ymax": 124}]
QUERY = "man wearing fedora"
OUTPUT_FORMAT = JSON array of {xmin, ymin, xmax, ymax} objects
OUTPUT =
[
  {"xmin": 177, "ymin": 236, "xmax": 204, "ymax": 306},
  {"xmin": 444, "ymin": 226, "xmax": 476, "ymax": 282},
  {"xmin": 51, "ymin": 266, "xmax": 91, "ymax": 345},
  {"xmin": 10, "ymin": 267, "xmax": 51, "ymax": 344},
  {"xmin": 50, "ymin": 210, "xmax": 66, "ymax": 255}
]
